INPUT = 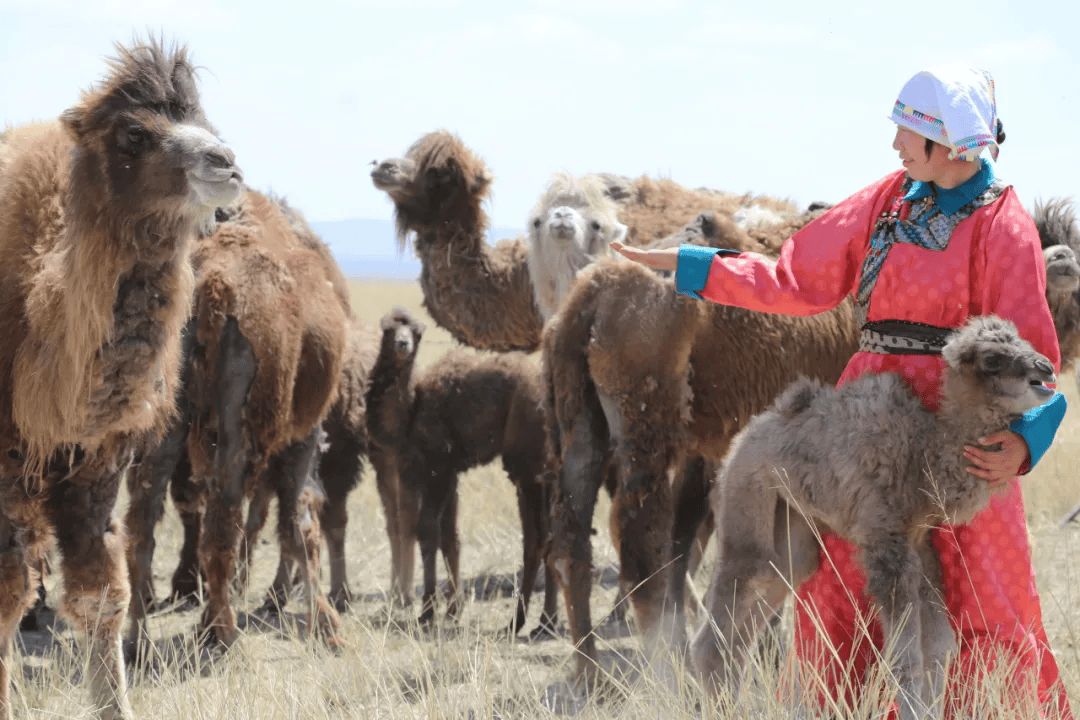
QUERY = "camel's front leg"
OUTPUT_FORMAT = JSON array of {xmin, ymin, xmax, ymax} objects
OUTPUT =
[
  {"xmin": 48, "ymin": 464, "xmax": 134, "ymax": 720},
  {"xmin": 0, "ymin": 510, "xmax": 40, "ymax": 720},
  {"xmin": 373, "ymin": 454, "xmax": 414, "ymax": 607},
  {"xmin": 862, "ymin": 534, "xmax": 928, "ymax": 720},
  {"xmin": 124, "ymin": 411, "xmax": 189, "ymax": 650}
]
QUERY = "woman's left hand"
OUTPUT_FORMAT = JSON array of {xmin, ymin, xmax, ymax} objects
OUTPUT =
[{"xmin": 963, "ymin": 430, "xmax": 1029, "ymax": 486}]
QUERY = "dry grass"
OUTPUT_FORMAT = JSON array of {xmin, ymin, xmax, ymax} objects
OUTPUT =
[{"xmin": 11, "ymin": 278, "xmax": 1080, "ymax": 718}]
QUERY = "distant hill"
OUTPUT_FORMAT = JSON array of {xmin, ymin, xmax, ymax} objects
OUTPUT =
[{"xmin": 310, "ymin": 217, "xmax": 523, "ymax": 280}]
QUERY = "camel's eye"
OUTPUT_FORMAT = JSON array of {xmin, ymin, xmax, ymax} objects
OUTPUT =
[
  {"xmin": 981, "ymin": 352, "xmax": 1004, "ymax": 373},
  {"xmin": 118, "ymin": 124, "xmax": 150, "ymax": 156},
  {"xmin": 532, "ymin": 217, "xmax": 542, "ymax": 229},
  {"xmin": 590, "ymin": 220, "xmax": 601, "ymax": 231}
]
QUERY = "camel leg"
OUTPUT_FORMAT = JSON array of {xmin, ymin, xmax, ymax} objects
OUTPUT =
[
  {"xmin": 862, "ymin": 534, "xmax": 927, "ymax": 720},
  {"xmin": 439, "ymin": 487, "xmax": 461, "ymax": 621},
  {"xmin": 240, "ymin": 473, "xmax": 274, "ymax": 597},
  {"xmin": 671, "ymin": 457, "xmax": 712, "ymax": 623},
  {"xmin": 510, "ymin": 475, "xmax": 556, "ymax": 637},
  {"xmin": 48, "ymin": 463, "xmax": 134, "ymax": 720},
  {"xmin": 374, "ymin": 455, "xmax": 415, "ymax": 607},
  {"xmin": 0, "ymin": 510, "xmax": 40, "ymax": 720},
  {"xmin": 692, "ymin": 499, "xmax": 817, "ymax": 705},
  {"xmin": 414, "ymin": 463, "xmax": 457, "ymax": 625},
  {"xmin": 548, "ymin": 405, "xmax": 608, "ymax": 681},
  {"xmin": 125, "ymin": 411, "xmax": 189, "ymax": 649},
  {"xmin": 198, "ymin": 316, "xmax": 256, "ymax": 649},
  {"xmin": 166, "ymin": 450, "xmax": 204, "ymax": 606},
  {"xmin": 915, "ymin": 535, "xmax": 953, "ymax": 718},
  {"xmin": 319, "ymin": 433, "xmax": 363, "ymax": 610},
  {"xmin": 270, "ymin": 428, "xmax": 341, "ymax": 643}
]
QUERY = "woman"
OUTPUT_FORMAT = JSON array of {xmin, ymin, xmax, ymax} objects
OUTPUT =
[{"xmin": 613, "ymin": 67, "xmax": 1072, "ymax": 718}]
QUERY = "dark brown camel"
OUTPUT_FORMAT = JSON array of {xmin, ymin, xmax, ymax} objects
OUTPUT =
[
  {"xmin": 0, "ymin": 38, "xmax": 241, "ymax": 720},
  {"xmin": 367, "ymin": 308, "xmax": 559, "ymax": 634}
]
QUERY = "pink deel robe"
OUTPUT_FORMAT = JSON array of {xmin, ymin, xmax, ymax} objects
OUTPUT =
[{"xmin": 696, "ymin": 168, "xmax": 1072, "ymax": 718}]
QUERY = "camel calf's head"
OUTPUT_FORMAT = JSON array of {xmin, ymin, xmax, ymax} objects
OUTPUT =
[
  {"xmin": 942, "ymin": 316, "xmax": 1057, "ymax": 417},
  {"xmin": 60, "ymin": 37, "xmax": 242, "ymax": 234},
  {"xmin": 379, "ymin": 307, "xmax": 425, "ymax": 368}
]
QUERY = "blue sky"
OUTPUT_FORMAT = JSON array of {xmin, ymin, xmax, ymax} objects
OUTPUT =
[{"xmin": 2, "ymin": 0, "xmax": 1076, "ymax": 252}]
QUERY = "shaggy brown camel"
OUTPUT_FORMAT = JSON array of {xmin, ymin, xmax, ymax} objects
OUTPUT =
[
  {"xmin": 183, "ymin": 188, "xmax": 351, "ymax": 649},
  {"xmin": 692, "ymin": 317, "xmax": 1056, "ymax": 720},
  {"xmin": 542, "ymin": 218, "xmax": 858, "ymax": 690},
  {"xmin": 1034, "ymin": 198, "xmax": 1080, "ymax": 371},
  {"xmin": 367, "ymin": 308, "xmax": 558, "ymax": 634},
  {"xmin": 0, "ymin": 38, "xmax": 241, "ymax": 720}
]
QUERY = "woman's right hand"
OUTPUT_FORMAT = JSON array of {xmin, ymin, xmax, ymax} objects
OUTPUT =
[{"xmin": 610, "ymin": 240, "xmax": 679, "ymax": 272}]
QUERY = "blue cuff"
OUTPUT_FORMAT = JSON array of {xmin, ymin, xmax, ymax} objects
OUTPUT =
[
  {"xmin": 675, "ymin": 245, "xmax": 740, "ymax": 300},
  {"xmin": 1010, "ymin": 392, "xmax": 1067, "ymax": 473}
]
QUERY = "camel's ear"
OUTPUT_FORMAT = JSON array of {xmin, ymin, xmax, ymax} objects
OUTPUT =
[
  {"xmin": 60, "ymin": 105, "xmax": 87, "ymax": 139},
  {"xmin": 413, "ymin": 320, "xmax": 426, "ymax": 338},
  {"xmin": 470, "ymin": 168, "xmax": 493, "ymax": 197}
]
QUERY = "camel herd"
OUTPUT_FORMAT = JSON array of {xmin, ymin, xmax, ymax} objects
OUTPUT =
[{"xmin": 2, "ymin": 38, "xmax": 1080, "ymax": 720}]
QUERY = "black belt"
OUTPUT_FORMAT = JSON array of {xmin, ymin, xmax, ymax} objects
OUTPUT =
[{"xmin": 858, "ymin": 320, "xmax": 953, "ymax": 355}]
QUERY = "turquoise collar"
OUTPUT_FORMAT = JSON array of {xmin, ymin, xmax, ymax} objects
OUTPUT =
[{"xmin": 902, "ymin": 158, "xmax": 994, "ymax": 216}]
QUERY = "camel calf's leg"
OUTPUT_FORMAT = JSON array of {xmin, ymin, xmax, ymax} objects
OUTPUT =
[
  {"xmin": 374, "ymin": 455, "xmax": 415, "ymax": 607},
  {"xmin": 48, "ymin": 465, "xmax": 134, "ymax": 720},
  {"xmin": 413, "ymin": 462, "xmax": 457, "ymax": 625},
  {"xmin": 198, "ymin": 316, "xmax": 256, "ymax": 649}
]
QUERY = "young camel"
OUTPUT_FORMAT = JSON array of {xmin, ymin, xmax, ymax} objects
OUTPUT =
[
  {"xmin": 0, "ymin": 38, "xmax": 241, "ymax": 719},
  {"xmin": 368, "ymin": 308, "xmax": 559, "ymax": 634},
  {"xmin": 691, "ymin": 316, "xmax": 1056, "ymax": 720}
]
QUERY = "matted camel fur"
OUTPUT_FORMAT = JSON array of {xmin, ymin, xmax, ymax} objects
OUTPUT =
[{"xmin": 0, "ymin": 37, "xmax": 241, "ymax": 720}]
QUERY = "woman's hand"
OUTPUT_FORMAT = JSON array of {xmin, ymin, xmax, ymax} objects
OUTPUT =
[
  {"xmin": 610, "ymin": 240, "xmax": 679, "ymax": 272},
  {"xmin": 963, "ymin": 430, "xmax": 1029, "ymax": 486}
]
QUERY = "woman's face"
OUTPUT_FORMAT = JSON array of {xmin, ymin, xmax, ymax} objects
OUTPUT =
[{"xmin": 892, "ymin": 126, "xmax": 952, "ymax": 183}]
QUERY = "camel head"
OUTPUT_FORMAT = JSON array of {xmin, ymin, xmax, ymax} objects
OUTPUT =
[
  {"xmin": 379, "ymin": 306, "xmax": 425, "ymax": 369},
  {"xmin": 59, "ymin": 37, "xmax": 243, "ymax": 239},
  {"xmin": 371, "ymin": 130, "xmax": 493, "ymax": 251},
  {"xmin": 941, "ymin": 316, "xmax": 1057, "ymax": 418},
  {"xmin": 528, "ymin": 172, "xmax": 627, "ymax": 257},
  {"xmin": 1045, "ymin": 244, "xmax": 1080, "ymax": 296}
]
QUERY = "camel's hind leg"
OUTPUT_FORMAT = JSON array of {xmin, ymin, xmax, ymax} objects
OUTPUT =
[
  {"xmin": 915, "ymin": 536, "xmax": 952, "ymax": 719},
  {"xmin": 510, "ymin": 474, "xmax": 556, "ymax": 637},
  {"xmin": 692, "ymin": 498, "xmax": 818, "ymax": 706},
  {"xmin": 240, "ymin": 474, "xmax": 275, "ymax": 598},
  {"xmin": 548, "ymin": 400, "xmax": 609, "ymax": 680},
  {"xmin": 198, "ymin": 316, "xmax": 257, "ymax": 649},
  {"xmin": 48, "ymin": 462, "xmax": 134, "ymax": 720},
  {"xmin": 671, "ymin": 457, "xmax": 713, "ymax": 621},
  {"xmin": 269, "ymin": 428, "xmax": 341, "ymax": 643},
  {"xmin": 439, "ymin": 488, "xmax": 461, "ymax": 620},
  {"xmin": 166, "ymin": 452, "xmax": 204, "ymax": 606},
  {"xmin": 319, "ymin": 433, "xmax": 364, "ymax": 610}
]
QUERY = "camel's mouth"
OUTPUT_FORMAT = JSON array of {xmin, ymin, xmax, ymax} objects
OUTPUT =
[
  {"xmin": 1029, "ymin": 378, "xmax": 1056, "ymax": 397},
  {"xmin": 371, "ymin": 159, "xmax": 416, "ymax": 192}
]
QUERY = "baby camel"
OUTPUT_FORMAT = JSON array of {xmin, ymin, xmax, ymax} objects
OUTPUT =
[
  {"xmin": 691, "ymin": 316, "xmax": 1057, "ymax": 720},
  {"xmin": 368, "ymin": 308, "xmax": 557, "ymax": 632}
]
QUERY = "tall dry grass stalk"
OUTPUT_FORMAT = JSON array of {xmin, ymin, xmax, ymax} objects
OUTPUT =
[{"xmin": 10, "ymin": 279, "xmax": 1079, "ymax": 718}]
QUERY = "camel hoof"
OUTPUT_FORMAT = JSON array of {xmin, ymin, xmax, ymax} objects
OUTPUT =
[
  {"xmin": 327, "ymin": 587, "xmax": 353, "ymax": 613},
  {"xmin": 527, "ymin": 618, "xmax": 559, "ymax": 642}
]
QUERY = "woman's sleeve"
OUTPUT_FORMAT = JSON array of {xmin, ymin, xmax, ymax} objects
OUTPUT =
[
  {"xmin": 675, "ymin": 171, "xmax": 903, "ymax": 316},
  {"xmin": 973, "ymin": 192, "xmax": 1065, "ymax": 472}
]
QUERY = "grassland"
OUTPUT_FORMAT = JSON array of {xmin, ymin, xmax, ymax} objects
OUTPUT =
[{"xmin": 10, "ymin": 278, "xmax": 1080, "ymax": 718}]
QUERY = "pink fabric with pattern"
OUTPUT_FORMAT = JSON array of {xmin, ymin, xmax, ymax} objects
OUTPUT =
[{"xmin": 700, "ymin": 169, "xmax": 1072, "ymax": 718}]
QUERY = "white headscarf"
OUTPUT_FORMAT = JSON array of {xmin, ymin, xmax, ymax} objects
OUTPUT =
[{"xmin": 889, "ymin": 67, "xmax": 1000, "ymax": 162}]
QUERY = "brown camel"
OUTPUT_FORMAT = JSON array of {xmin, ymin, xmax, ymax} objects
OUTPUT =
[
  {"xmin": 367, "ymin": 308, "xmax": 559, "ymax": 635},
  {"xmin": 542, "ymin": 214, "xmax": 859, "ymax": 690},
  {"xmin": 0, "ymin": 38, "xmax": 241, "ymax": 720},
  {"xmin": 1034, "ymin": 198, "xmax": 1080, "ymax": 371},
  {"xmin": 183, "ymin": 188, "xmax": 351, "ymax": 649}
]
